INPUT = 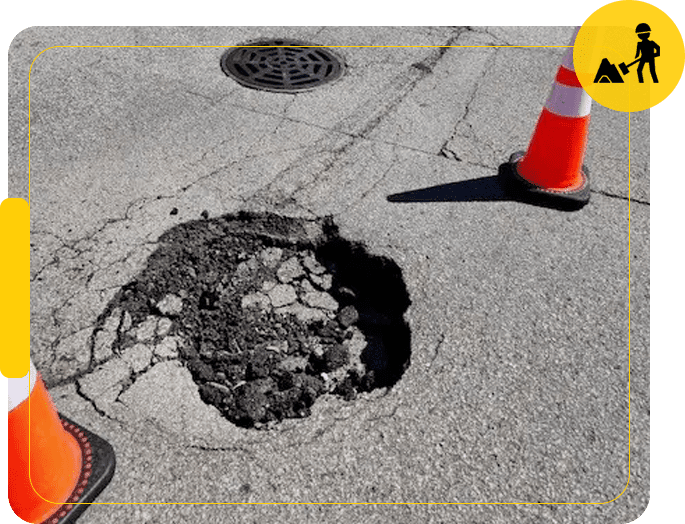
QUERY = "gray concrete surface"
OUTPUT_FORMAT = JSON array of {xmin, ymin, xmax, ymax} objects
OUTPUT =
[{"xmin": 9, "ymin": 26, "xmax": 648, "ymax": 523}]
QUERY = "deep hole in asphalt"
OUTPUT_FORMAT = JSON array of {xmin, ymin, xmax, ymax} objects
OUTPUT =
[{"xmin": 99, "ymin": 212, "xmax": 411, "ymax": 429}]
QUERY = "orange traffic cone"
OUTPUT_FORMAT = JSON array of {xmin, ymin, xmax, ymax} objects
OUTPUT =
[
  {"xmin": 8, "ymin": 359, "xmax": 115, "ymax": 523},
  {"xmin": 499, "ymin": 27, "xmax": 592, "ymax": 210}
]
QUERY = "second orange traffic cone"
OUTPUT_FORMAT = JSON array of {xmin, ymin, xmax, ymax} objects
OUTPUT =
[
  {"xmin": 8, "ymin": 359, "xmax": 116, "ymax": 523},
  {"xmin": 499, "ymin": 27, "xmax": 591, "ymax": 210}
]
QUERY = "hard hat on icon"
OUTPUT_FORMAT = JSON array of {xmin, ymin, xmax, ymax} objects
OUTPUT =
[{"xmin": 635, "ymin": 23, "xmax": 651, "ymax": 34}]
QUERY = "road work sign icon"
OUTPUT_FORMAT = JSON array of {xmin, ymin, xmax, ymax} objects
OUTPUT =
[{"xmin": 574, "ymin": 0, "xmax": 684, "ymax": 111}]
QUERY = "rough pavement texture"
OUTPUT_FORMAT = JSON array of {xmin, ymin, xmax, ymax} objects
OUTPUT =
[{"xmin": 10, "ymin": 27, "xmax": 648, "ymax": 523}]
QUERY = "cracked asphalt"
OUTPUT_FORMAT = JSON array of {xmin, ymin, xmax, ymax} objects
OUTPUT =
[{"xmin": 8, "ymin": 26, "xmax": 648, "ymax": 523}]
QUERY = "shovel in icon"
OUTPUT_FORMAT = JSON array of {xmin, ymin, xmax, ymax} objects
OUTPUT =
[{"xmin": 619, "ymin": 58, "xmax": 640, "ymax": 75}]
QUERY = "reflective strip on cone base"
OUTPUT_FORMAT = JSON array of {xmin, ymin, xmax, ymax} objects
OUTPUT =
[{"xmin": 9, "ymin": 374, "xmax": 82, "ymax": 523}]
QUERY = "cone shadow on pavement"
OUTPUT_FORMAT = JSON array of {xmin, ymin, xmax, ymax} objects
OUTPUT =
[
  {"xmin": 386, "ymin": 174, "xmax": 588, "ymax": 211},
  {"xmin": 387, "ymin": 175, "xmax": 507, "ymax": 203}
]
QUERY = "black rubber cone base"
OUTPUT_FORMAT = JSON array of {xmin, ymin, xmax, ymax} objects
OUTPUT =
[
  {"xmin": 498, "ymin": 151, "xmax": 591, "ymax": 211},
  {"xmin": 40, "ymin": 415, "xmax": 116, "ymax": 524}
]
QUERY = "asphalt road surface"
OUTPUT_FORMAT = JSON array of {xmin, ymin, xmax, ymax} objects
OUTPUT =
[{"xmin": 8, "ymin": 26, "xmax": 648, "ymax": 524}]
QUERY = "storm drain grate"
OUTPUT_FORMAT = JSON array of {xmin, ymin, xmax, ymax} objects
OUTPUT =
[{"xmin": 220, "ymin": 39, "xmax": 345, "ymax": 93}]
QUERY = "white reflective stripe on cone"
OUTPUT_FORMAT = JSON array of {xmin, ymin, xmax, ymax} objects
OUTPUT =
[
  {"xmin": 8, "ymin": 359, "xmax": 37, "ymax": 412},
  {"xmin": 545, "ymin": 82, "xmax": 592, "ymax": 117}
]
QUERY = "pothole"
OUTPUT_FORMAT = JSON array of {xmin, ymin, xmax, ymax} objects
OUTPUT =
[
  {"xmin": 220, "ymin": 40, "xmax": 345, "ymax": 93},
  {"xmin": 90, "ymin": 212, "xmax": 411, "ymax": 430}
]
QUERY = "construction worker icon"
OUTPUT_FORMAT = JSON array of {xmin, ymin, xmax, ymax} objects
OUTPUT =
[
  {"xmin": 634, "ymin": 23, "xmax": 660, "ymax": 82},
  {"xmin": 593, "ymin": 23, "xmax": 661, "ymax": 84},
  {"xmin": 575, "ymin": 1, "xmax": 684, "ymax": 111}
]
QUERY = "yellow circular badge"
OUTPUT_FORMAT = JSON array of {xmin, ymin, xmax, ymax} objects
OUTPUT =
[{"xmin": 574, "ymin": 0, "xmax": 684, "ymax": 112}]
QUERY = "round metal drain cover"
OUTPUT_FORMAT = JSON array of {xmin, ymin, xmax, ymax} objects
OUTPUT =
[{"xmin": 221, "ymin": 39, "xmax": 345, "ymax": 93}]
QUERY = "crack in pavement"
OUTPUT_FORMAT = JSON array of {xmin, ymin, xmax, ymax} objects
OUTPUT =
[
  {"xmin": 187, "ymin": 442, "xmax": 257, "ymax": 458},
  {"xmin": 357, "ymin": 165, "xmax": 395, "ymax": 204},
  {"xmin": 248, "ymin": 34, "xmax": 472, "ymax": 209},
  {"xmin": 464, "ymin": 26, "xmax": 514, "ymax": 46},
  {"xmin": 337, "ymin": 34, "xmax": 466, "ymax": 140},
  {"xmin": 74, "ymin": 378, "xmax": 120, "ymax": 422},
  {"xmin": 32, "ymin": 196, "xmax": 149, "ymax": 267},
  {"xmin": 277, "ymin": 394, "xmax": 390, "ymax": 450},
  {"xmin": 434, "ymin": 154, "xmax": 650, "ymax": 209},
  {"xmin": 178, "ymin": 94, "xmax": 302, "ymax": 175},
  {"xmin": 271, "ymin": 95, "xmax": 299, "ymax": 136},
  {"xmin": 428, "ymin": 333, "xmax": 447, "ymax": 368},
  {"xmin": 182, "ymin": 89, "xmax": 231, "ymax": 107},
  {"xmin": 439, "ymin": 46, "xmax": 500, "ymax": 159},
  {"xmin": 365, "ymin": 403, "xmax": 401, "ymax": 424},
  {"xmin": 591, "ymin": 189, "xmax": 649, "ymax": 206}
]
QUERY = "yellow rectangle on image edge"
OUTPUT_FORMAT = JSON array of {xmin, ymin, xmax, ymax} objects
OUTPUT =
[{"xmin": 0, "ymin": 198, "xmax": 29, "ymax": 378}]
